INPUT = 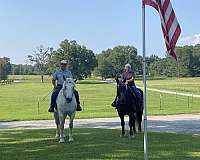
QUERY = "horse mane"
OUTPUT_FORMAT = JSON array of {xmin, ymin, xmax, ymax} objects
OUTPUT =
[
  {"xmin": 63, "ymin": 78, "xmax": 75, "ymax": 86},
  {"xmin": 116, "ymin": 80, "xmax": 137, "ymax": 112}
]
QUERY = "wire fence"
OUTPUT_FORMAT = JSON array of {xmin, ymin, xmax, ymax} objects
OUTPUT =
[
  {"xmin": 36, "ymin": 88, "xmax": 200, "ymax": 117},
  {"xmin": 0, "ymin": 80, "xmax": 200, "ymax": 120},
  {"xmin": 147, "ymin": 90, "xmax": 200, "ymax": 114},
  {"xmin": 0, "ymin": 79, "xmax": 14, "ymax": 85}
]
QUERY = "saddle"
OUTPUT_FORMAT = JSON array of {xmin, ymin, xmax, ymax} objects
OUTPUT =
[
  {"xmin": 127, "ymin": 86, "xmax": 143, "ymax": 111},
  {"xmin": 127, "ymin": 87, "xmax": 137, "ymax": 99}
]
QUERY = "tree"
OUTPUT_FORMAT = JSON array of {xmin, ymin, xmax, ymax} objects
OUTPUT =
[
  {"xmin": 27, "ymin": 45, "xmax": 53, "ymax": 82},
  {"xmin": 148, "ymin": 44, "xmax": 200, "ymax": 78},
  {"xmin": 11, "ymin": 64, "xmax": 37, "ymax": 75},
  {"xmin": 96, "ymin": 50, "xmax": 113, "ymax": 79},
  {"xmin": 48, "ymin": 39, "xmax": 97, "ymax": 79},
  {"xmin": 96, "ymin": 45, "xmax": 141, "ymax": 79},
  {"xmin": 0, "ymin": 57, "xmax": 11, "ymax": 80}
]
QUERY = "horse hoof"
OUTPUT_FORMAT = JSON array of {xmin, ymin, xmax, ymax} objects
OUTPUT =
[
  {"xmin": 55, "ymin": 134, "xmax": 60, "ymax": 139},
  {"xmin": 59, "ymin": 139, "xmax": 65, "ymax": 143},
  {"xmin": 120, "ymin": 134, "xmax": 125, "ymax": 138},
  {"xmin": 69, "ymin": 138, "xmax": 74, "ymax": 142},
  {"xmin": 128, "ymin": 135, "xmax": 135, "ymax": 139}
]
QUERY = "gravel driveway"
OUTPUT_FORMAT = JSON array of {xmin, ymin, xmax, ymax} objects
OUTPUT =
[{"xmin": 0, "ymin": 114, "xmax": 199, "ymax": 135}]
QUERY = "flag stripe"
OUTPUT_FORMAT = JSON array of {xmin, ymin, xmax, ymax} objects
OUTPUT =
[
  {"xmin": 165, "ymin": 2, "xmax": 172, "ymax": 23},
  {"xmin": 163, "ymin": 0, "xmax": 170, "ymax": 15},
  {"xmin": 170, "ymin": 24, "xmax": 181, "ymax": 48},
  {"xmin": 144, "ymin": 0, "xmax": 181, "ymax": 60},
  {"xmin": 166, "ymin": 10, "xmax": 175, "ymax": 32},
  {"xmin": 169, "ymin": 18, "xmax": 178, "ymax": 42},
  {"xmin": 161, "ymin": 0, "xmax": 165, "ymax": 7},
  {"xmin": 144, "ymin": 0, "xmax": 158, "ymax": 10}
]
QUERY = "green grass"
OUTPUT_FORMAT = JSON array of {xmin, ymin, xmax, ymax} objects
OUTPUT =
[
  {"xmin": 0, "ymin": 75, "xmax": 200, "ymax": 121},
  {"xmin": 136, "ymin": 77, "xmax": 200, "ymax": 94},
  {"xmin": 0, "ymin": 128, "xmax": 200, "ymax": 160}
]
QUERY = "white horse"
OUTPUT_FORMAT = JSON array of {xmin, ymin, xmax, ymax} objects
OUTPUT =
[{"xmin": 54, "ymin": 78, "xmax": 77, "ymax": 143}]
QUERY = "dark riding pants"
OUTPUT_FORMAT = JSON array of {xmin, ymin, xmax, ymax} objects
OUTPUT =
[
  {"xmin": 50, "ymin": 85, "xmax": 80, "ymax": 109},
  {"xmin": 112, "ymin": 86, "xmax": 142, "ymax": 108},
  {"xmin": 129, "ymin": 86, "xmax": 141, "ymax": 100},
  {"xmin": 128, "ymin": 86, "xmax": 142, "ymax": 108}
]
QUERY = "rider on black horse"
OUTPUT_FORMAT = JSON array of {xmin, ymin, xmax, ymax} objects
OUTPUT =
[{"xmin": 112, "ymin": 63, "xmax": 141, "ymax": 108}]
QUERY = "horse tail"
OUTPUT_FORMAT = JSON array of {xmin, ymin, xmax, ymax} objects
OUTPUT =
[{"xmin": 137, "ymin": 88, "xmax": 143, "ymax": 111}]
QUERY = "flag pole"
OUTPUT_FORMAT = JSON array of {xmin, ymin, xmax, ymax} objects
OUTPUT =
[{"xmin": 142, "ymin": 1, "xmax": 148, "ymax": 160}]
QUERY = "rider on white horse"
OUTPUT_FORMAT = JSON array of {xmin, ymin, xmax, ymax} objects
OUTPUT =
[{"xmin": 48, "ymin": 60, "xmax": 82, "ymax": 112}]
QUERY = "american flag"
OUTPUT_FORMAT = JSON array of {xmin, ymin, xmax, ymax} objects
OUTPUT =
[{"xmin": 143, "ymin": 0, "xmax": 181, "ymax": 60}]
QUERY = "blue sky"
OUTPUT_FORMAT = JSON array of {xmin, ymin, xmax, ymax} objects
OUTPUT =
[{"xmin": 0, "ymin": 0, "xmax": 200, "ymax": 64}]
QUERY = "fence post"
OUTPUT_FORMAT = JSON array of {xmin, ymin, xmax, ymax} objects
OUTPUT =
[
  {"xmin": 176, "ymin": 91, "xmax": 177, "ymax": 102},
  {"xmin": 187, "ymin": 96, "xmax": 189, "ymax": 108},
  {"xmin": 159, "ymin": 94, "xmax": 162, "ymax": 110},
  {"xmin": 192, "ymin": 93, "xmax": 193, "ymax": 104},
  {"xmin": 37, "ymin": 97, "xmax": 40, "ymax": 114},
  {"xmin": 82, "ymin": 101, "xmax": 85, "ymax": 111}
]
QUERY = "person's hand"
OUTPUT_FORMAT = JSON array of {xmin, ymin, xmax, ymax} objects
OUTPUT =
[{"xmin": 125, "ymin": 80, "xmax": 128, "ymax": 85}]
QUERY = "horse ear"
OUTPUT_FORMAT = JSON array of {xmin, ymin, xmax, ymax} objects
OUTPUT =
[
  {"xmin": 115, "ymin": 77, "xmax": 119, "ymax": 83},
  {"xmin": 63, "ymin": 75, "xmax": 66, "ymax": 81},
  {"xmin": 74, "ymin": 79, "xmax": 77, "ymax": 83}
]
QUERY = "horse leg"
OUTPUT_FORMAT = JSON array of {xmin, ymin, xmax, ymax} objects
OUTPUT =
[
  {"xmin": 133, "ymin": 114, "xmax": 136, "ymax": 134},
  {"xmin": 68, "ymin": 113, "xmax": 75, "ymax": 142},
  {"xmin": 59, "ymin": 113, "xmax": 66, "ymax": 143},
  {"xmin": 129, "ymin": 114, "xmax": 135, "ymax": 138},
  {"xmin": 138, "ymin": 111, "xmax": 143, "ymax": 132},
  {"xmin": 119, "ymin": 113, "xmax": 125, "ymax": 137},
  {"xmin": 54, "ymin": 111, "xmax": 60, "ymax": 138}
]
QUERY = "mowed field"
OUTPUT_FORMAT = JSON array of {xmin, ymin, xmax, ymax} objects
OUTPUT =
[
  {"xmin": 0, "ymin": 75, "xmax": 200, "ymax": 121},
  {"xmin": 0, "ymin": 128, "xmax": 200, "ymax": 160}
]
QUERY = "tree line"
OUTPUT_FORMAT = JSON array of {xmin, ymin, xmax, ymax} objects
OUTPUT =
[
  {"xmin": 0, "ymin": 57, "xmax": 12, "ymax": 80},
  {"xmin": 1, "ymin": 39, "xmax": 200, "ymax": 80},
  {"xmin": 149, "ymin": 45, "xmax": 200, "ymax": 77}
]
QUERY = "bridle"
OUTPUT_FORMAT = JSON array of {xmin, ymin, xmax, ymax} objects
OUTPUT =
[{"xmin": 62, "ymin": 81, "xmax": 75, "ymax": 103}]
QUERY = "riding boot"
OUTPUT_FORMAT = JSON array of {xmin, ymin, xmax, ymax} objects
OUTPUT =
[
  {"xmin": 111, "ymin": 96, "xmax": 117, "ymax": 108},
  {"xmin": 48, "ymin": 85, "xmax": 62, "ymax": 112},
  {"xmin": 74, "ymin": 89, "xmax": 82, "ymax": 111}
]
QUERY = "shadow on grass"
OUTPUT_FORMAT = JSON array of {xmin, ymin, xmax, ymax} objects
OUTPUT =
[{"xmin": 0, "ymin": 128, "xmax": 200, "ymax": 160}]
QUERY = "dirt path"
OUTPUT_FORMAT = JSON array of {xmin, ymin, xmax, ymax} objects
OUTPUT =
[
  {"xmin": 0, "ymin": 114, "xmax": 199, "ymax": 135},
  {"xmin": 147, "ymin": 87, "xmax": 200, "ymax": 98}
]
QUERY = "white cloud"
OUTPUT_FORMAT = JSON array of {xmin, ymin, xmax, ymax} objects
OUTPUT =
[{"xmin": 178, "ymin": 34, "xmax": 200, "ymax": 46}]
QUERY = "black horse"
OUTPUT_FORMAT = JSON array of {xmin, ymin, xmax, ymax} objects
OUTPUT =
[{"xmin": 115, "ymin": 78, "xmax": 143, "ymax": 138}]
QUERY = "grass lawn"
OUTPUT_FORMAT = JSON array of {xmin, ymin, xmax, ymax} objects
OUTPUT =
[
  {"xmin": 136, "ymin": 77, "xmax": 200, "ymax": 94},
  {"xmin": 0, "ymin": 76, "xmax": 200, "ymax": 121},
  {"xmin": 0, "ymin": 128, "xmax": 200, "ymax": 160}
]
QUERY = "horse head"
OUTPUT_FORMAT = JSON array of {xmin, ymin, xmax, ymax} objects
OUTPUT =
[
  {"xmin": 62, "ymin": 78, "xmax": 75, "ymax": 103},
  {"xmin": 116, "ymin": 78, "xmax": 127, "ymax": 105}
]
